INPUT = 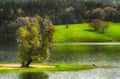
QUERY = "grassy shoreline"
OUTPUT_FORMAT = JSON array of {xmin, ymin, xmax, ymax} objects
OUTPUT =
[{"xmin": 0, "ymin": 64, "xmax": 115, "ymax": 74}]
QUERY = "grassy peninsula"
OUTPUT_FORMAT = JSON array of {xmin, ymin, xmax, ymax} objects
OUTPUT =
[{"xmin": 0, "ymin": 64, "xmax": 112, "ymax": 74}]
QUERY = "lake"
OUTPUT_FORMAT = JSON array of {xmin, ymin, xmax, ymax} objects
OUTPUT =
[
  {"xmin": 0, "ymin": 42, "xmax": 120, "ymax": 79},
  {"xmin": 0, "ymin": 42, "xmax": 120, "ymax": 66},
  {"xmin": 0, "ymin": 68, "xmax": 120, "ymax": 79}
]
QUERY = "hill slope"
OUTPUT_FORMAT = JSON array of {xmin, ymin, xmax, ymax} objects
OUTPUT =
[{"xmin": 54, "ymin": 22, "xmax": 120, "ymax": 42}]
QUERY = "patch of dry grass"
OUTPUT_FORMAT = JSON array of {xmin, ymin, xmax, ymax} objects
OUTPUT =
[{"xmin": 0, "ymin": 64, "xmax": 55, "ymax": 69}]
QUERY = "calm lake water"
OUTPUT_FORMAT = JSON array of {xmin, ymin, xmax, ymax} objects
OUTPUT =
[
  {"xmin": 50, "ymin": 44, "xmax": 120, "ymax": 66},
  {"xmin": 0, "ymin": 42, "xmax": 120, "ymax": 66},
  {"xmin": 0, "ymin": 42, "xmax": 120, "ymax": 79},
  {"xmin": 0, "ymin": 68, "xmax": 120, "ymax": 79}
]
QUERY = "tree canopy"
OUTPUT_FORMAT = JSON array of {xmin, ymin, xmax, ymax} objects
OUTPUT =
[{"xmin": 16, "ymin": 16, "xmax": 54, "ymax": 67}]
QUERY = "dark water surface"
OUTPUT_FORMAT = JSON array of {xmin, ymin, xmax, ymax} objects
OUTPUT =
[
  {"xmin": 0, "ymin": 41, "xmax": 18, "ymax": 63},
  {"xmin": 0, "ymin": 42, "xmax": 120, "ymax": 66},
  {"xmin": 49, "ymin": 44, "xmax": 120, "ymax": 66}
]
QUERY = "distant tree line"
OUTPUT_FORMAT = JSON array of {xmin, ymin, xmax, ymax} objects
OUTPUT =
[
  {"xmin": 1, "ymin": 0, "xmax": 120, "ymax": 40},
  {"xmin": 1, "ymin": 0, "xmax": 120, "ymax": 24}
]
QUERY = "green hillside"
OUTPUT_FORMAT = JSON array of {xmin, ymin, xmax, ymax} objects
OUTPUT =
[{"xmin": 54, "ymin": 22, "xmax": 120, "ymax": 42}]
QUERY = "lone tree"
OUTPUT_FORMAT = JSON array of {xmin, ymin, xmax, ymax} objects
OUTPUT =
[
  {"xmin": 90, "ymin": 19, "xmax": 109, "ymax": 33},
  {"xmin": 90, "ymin": 19, "xmax": 101, "ymax": 31},
  {"xmin": 16, "ymin": 16, "xmax": 54, "ymax": 67},
  {"xmin": 64, "ymin": 6, "xmax": 74, "ymax": 28},
  {"xmin": 86, "ymin": 8, "xmax": 109, "ymax": 33}
]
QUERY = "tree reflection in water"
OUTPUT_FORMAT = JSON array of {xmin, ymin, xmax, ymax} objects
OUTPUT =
[{"xmin": 19, "ymin": 72, "xmax": 48, "ymax": 79}]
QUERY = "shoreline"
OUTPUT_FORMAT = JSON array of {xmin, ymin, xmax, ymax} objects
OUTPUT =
[
  {"xmin": 0, "ymin": 64, "xmax": 111, "ymax": 73},
  {"xmin": 54, "ymin": 42, "xmax": 120, "ymax": 45}
]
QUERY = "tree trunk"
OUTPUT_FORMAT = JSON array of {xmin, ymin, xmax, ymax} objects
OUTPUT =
[
  {"xmin": 101, "ymin": 28, "xmax": 104, "ymax": 34},
  {"xmin": 21, "ymin": 59, "xmax": 33, "ymax": 68}
]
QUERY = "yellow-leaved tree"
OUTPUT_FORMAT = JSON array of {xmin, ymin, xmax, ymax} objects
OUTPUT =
[{"xmin": 16, "ymin": 16, "xmax": 54, "ymax": 67}]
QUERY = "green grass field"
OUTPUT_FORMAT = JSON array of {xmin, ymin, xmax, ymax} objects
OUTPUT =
[{"xmin": 54, "ymin": 22, "xmax": 120, "ymax": 42}]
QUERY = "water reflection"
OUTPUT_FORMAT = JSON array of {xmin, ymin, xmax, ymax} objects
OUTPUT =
[
  {"xmin": 19, "ymin": 72, "xmax": 48, "ymax": 79},
  {"xmin": 0, "ymin": 41, "xmax": 120, "ymax": 66},
  {"xmin": 49, "ymin": 45, "xmax": 120, "ymax": 66},
  {"xmin": 0, "ymin": 69, "xmax": 120, "ymax": 79}
]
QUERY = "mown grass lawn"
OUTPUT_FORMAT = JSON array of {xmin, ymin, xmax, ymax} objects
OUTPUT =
[{"xmin": 54, "ymin": 22, "xmax": 120, "ymax": 42}]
